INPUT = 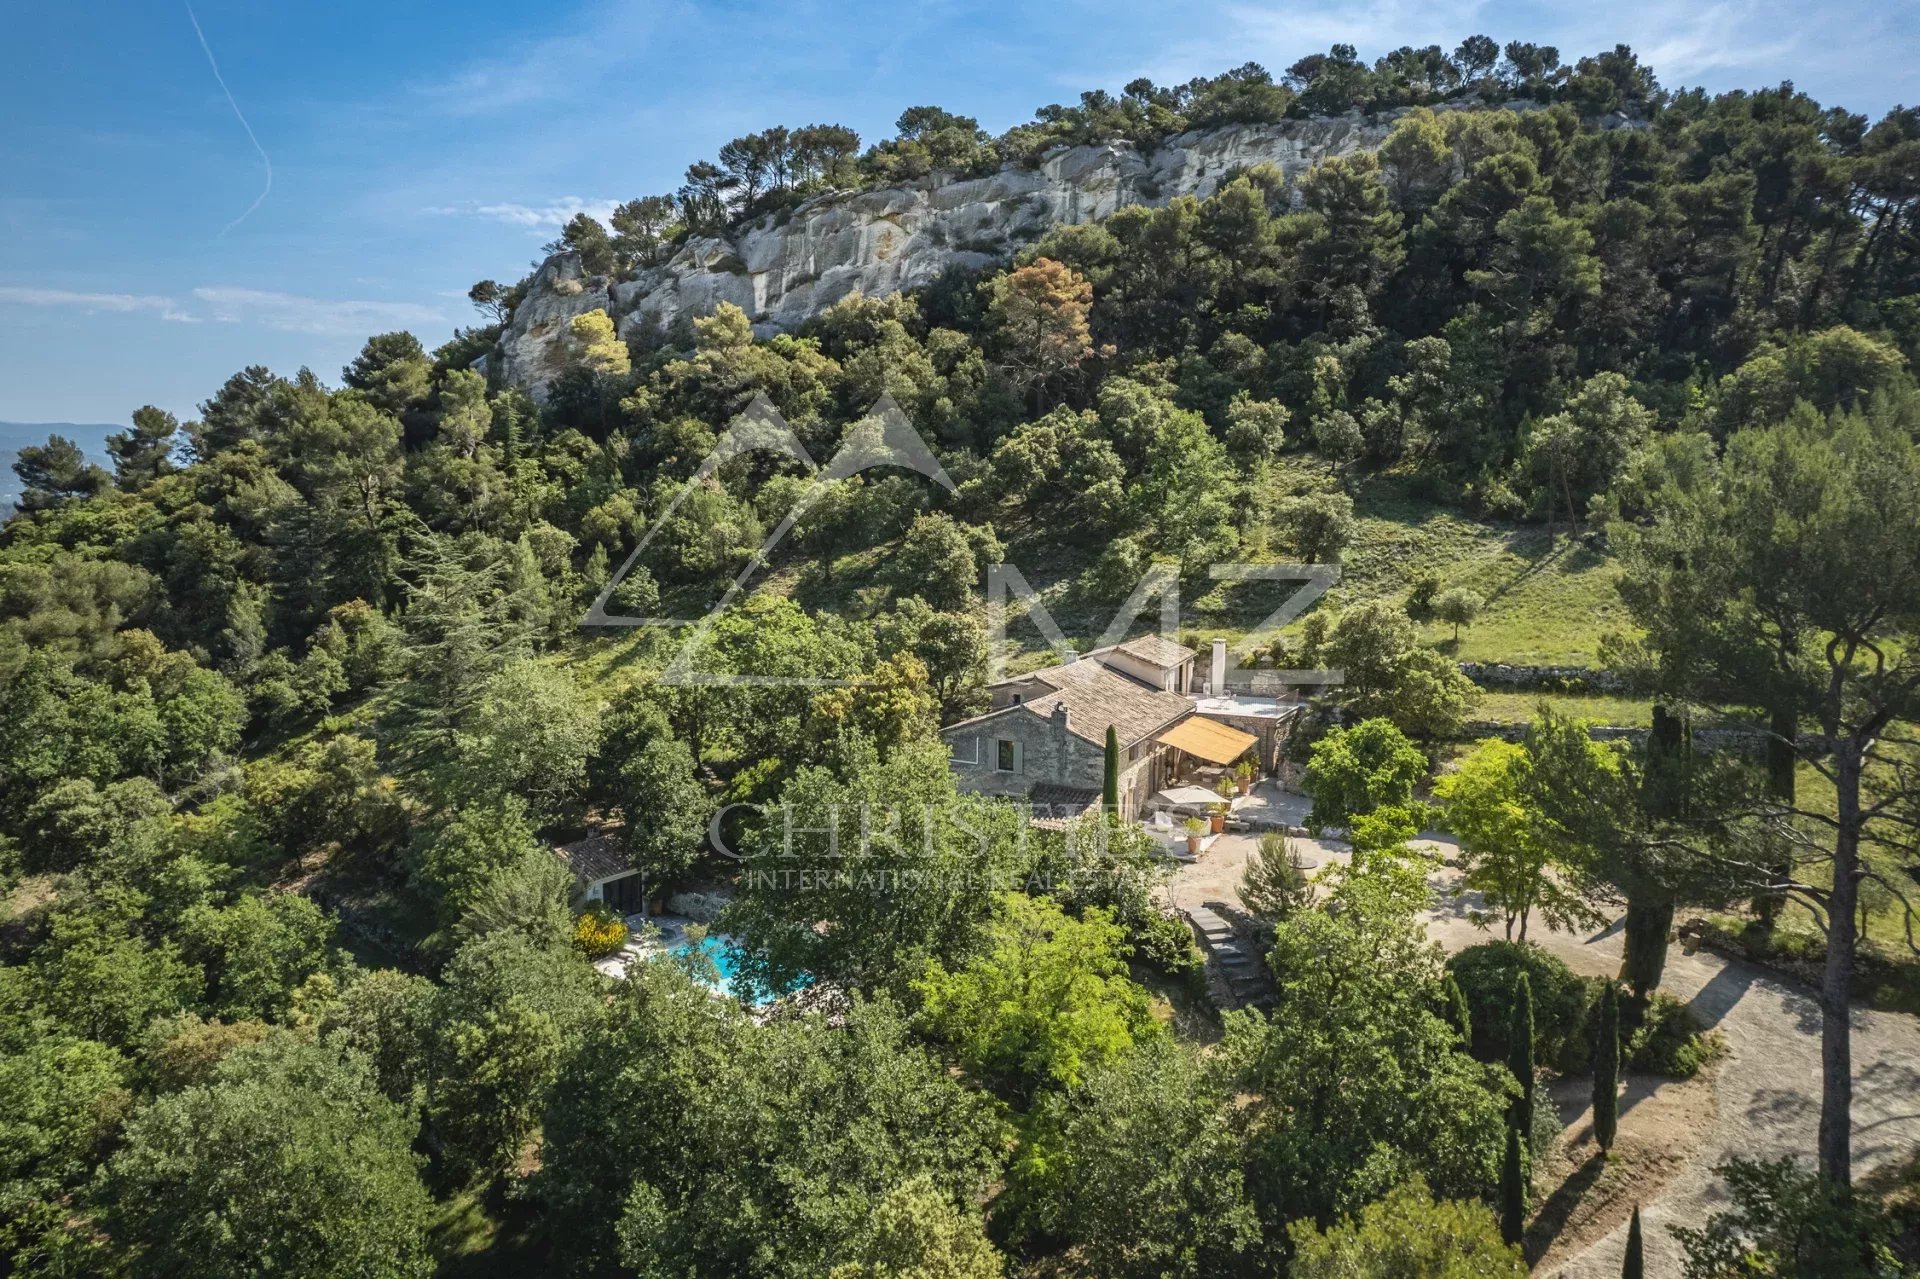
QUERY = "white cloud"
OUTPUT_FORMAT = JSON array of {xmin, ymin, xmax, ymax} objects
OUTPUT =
[
  {"xmin": 0, "ymin": 285, "xmax": 198, "ymax": 323},
  {"xmin": 3, "ymin": 283, "xmax": 446, "ymax": 336},
  {"xmin": 426, "ymin": 196, "xmax": 622, "ymax": 230},
  {"xmin": 189, "ymin": 287, "xmax": 447, "ymax": 336}
]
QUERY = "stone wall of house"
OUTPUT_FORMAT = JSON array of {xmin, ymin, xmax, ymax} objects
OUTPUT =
[{"xmin": 942, "ymin": 710, "xmax": 1169, "ymax": 817}]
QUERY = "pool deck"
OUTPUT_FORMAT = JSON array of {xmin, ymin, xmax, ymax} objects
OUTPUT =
[{"xmin": 591, "ymin": 912, "xmax": 702, "ymax": 978}]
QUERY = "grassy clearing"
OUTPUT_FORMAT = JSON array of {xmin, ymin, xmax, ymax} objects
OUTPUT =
[
  {"xmin": 994, "ymin": 468, "xmax": 1629, "ymax": 669},
  {"xmin": 1469, "ymin": 692, "xmax": 1656, "ymax": 727}
]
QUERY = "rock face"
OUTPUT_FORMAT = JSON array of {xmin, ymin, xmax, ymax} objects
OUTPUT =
[
  {"xmin": 495, "ymin": 114, "xmax": 1415, "ymax": 397},
  {"xmin": 492, "ymin": 252, "xmax": 620, "ymax": 397}
]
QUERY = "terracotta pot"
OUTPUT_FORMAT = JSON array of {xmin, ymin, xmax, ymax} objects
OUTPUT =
[
  {"xmin": 1209, "ymin": 812, "xmax": 1225, "ymax": 834},
  {"xmin": 1237, "ymin": 779, "xmax": 1251, "ymax": 796},
  {"xmin": 1186, "ymin": 835, "xmax": 1202, "ymax": 854}
]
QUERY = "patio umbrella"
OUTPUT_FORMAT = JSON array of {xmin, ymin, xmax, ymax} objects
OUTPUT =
[{"xmin": 1154, "ymin": 785, "xmax": 1223, "ymax": 808}]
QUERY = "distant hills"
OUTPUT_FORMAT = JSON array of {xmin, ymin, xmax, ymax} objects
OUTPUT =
[{"xmin": 0, "ymin": 421, "xmax": 116, "ymax": 512}]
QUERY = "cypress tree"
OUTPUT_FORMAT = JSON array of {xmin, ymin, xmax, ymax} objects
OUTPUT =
[
  {"xmin": 1500, "ymin": 1120, "xmax": 1527, "ymax": 1245},
  {"xmin": 1622, "ymin": 1205, "xmax": 1644, "ymax": 1279},
  {"xmin": 1593, "ymin": 980, "xmax": 1621, "ymax": 1154},
  {"xmin": 1442, "ymin": 971, "xmax": 1472, "ymax": 1046},
  {"xmin": 1508, "ymin": 971, "xmax": 1536, "ymax": 1129},
  {"xmin": 1102, "ymin": 724, "xmax": 1120, "ymax": 818}
]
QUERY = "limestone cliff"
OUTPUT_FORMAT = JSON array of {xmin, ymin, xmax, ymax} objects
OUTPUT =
[{"xmin": 495, "ymin": 112, "xmax": 1438, "ymax": 396}]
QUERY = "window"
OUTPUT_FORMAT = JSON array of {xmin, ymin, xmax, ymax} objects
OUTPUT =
[{"xmin": 996, "ymin": 739, "xmax": 1018, "ymax": 773}]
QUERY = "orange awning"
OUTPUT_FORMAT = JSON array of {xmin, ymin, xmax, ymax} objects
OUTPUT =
[{"xmin": 1155, "ymin": 717, "xmax": 1258, "ymax": 765}]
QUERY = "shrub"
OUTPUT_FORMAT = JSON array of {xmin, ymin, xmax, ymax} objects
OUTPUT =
[
  {"xmin": 1130, "ymin": 910, "xmax": 1205, "ymax": 987},
  {"xmin": 1447, "ymin": 941, "xmax": 1598, "ymax": 1075},
  {"xmin": 573, "ymin": 906, "xmax": 629, "ymax": 958},
  {"xmin": 1406, "ymin": 573, "xmax": 1442, "ymax": 619},
  {"xmin": 1625, "ymin": 991, "xmax": 1725, "ymax": 1078}
]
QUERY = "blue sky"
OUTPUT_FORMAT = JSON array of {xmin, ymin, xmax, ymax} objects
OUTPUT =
[{"xmin": 3, "ymin": 0, "xmax": 1915, "ymax": 428}]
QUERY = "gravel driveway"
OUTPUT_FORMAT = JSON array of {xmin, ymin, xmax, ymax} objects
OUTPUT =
[{"xmin": 1163, "ymin": 826, "xmax": 1920, "ymax": 1277}]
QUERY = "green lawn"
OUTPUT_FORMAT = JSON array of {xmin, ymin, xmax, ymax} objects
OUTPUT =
[{"xmin": 1469, "ymin": 691, "xmax": 1656, "ymax": 727}]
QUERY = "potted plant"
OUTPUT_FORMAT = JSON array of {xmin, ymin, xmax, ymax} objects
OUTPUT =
[
  {"xmin": 1233, "ymin": 759, "xmax": 1256, "ymax": 796},
  {"xmin": 1182, "ymin": 816, "xmax": 1206, "ymax": 855},
  {"xmin": 1208, "ymin": 801, "xmax": 1228, "ymax": 834}
]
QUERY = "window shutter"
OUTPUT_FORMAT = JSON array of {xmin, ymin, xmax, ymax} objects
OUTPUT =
[{"xmin": 1012, "ymin": 740, "xmax": 1024, "ymax": 774}]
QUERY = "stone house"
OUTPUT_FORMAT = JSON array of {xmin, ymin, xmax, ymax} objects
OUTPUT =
[{"xmin": 940, "ymin": 636, "xmax": 1268, "ymax": 820}]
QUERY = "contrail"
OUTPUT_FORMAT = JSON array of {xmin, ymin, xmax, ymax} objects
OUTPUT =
[{"xmin": 184, "ymin": 1, "xmax": 271, "ymax": 236}]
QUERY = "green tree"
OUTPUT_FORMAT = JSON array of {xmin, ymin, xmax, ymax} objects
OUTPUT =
[
  {"xmin": 407, "ymin": 795, "xmax": 543, "ymax": 927},
  {"xmin": 1613, "ymin": 399, "xmax": 1920, "ymax": 1184},
  {"xmin": 1498, "ymin": 1122, "xmax": 1527, "ymax": 1245},
  {"xmin": 106, "ymin": 406, "xmax": 179, "ymax": 486},
  {"xmin": 1276, "ymin": 490, "xmax": 1356, "ymax": 564},
  {"xmin": 1436, "ymin": 738, "xmax": 1601, "ymax": 940},
  {"xmin": 1298, "ymin": 151, "xmax": 1405, "ymax": 309},
  {"xmin": 451, "ymin": 658, "xmax": 602, "ymax": 819},
  {"xmin": 1311, "ymin": 601, "xmax": 1478, "ymax": 740},
  {"xmin": 914, "ymin": 893, "xmax": 1164, "ymax": 1098},
  {"xmin": 451, "ymin": 845, "xmax": 576, "ymax": 952},
  {"xmin": 825, "ymin": 1177, "xmax": 1004, "ymax": 1279},
  {"xmin": 1302, "ymin": 716, "xmax": 1427, "ymax": 832},
  {"xmin": 178, "ymin": 892, "xmax": 335, "ymax": 1022},
  {"xmin": 0, "ymin": 1030, "xmax": 130, "ymax": 1271},
  {"xmin": 425, "ymin": 930, "xmax": 603, "ymax": 1182},
  {"xmin": 1433, "ymin": 586, "xmax": 1484, "ymax": 641},
  {"xmin": 893, "ymin": 512, "xmax": 983, "ymax": 610},
  {"xmin": 11, "ymin": 435, "xmax": 109, "ymax": 510},
  {"xmin": 1672, "ymin": 1158, "xmax": 1899, "ymax": 1279},
  {"xmin": 104, "ymin": 1034, "xmax": 433, "ymax": 1279},
  {"xmin": 1008, "ymin": 1039, "xmax": 1260, "ymax": 1279},
  {"xmin": 620, "ymin": 735, "xmax": 711, "ymax": 886},
  {"xmin": 1240, "ymin": 832, "xmax": 1313, "ymax": 920},
  {"xmin": 540, "ymin": 964, "xmax": 1002, "ymax": 1279},
  {"xmin": 1593, "ymin": 981, "xmax": 1621, "ymax": 1154},
  {"xmin": 721, "ymin": 741, "xmax": 1025, "ymax": 998},
  {"xmin": 1442, "ymin": 971, "xmax": 1472, "ymax": 1044},
  {"xmin": 1508, "ymin": 971, "xmax": 1536, "ymax": 1126},
  {"xmin": 1231, "ymin": 891, "xmax": 1510, "ymax": 1227},
  {"xmin": 1102, "ymin": 724, "xmax": 1120, "ymax": 816},
  {"xmin": 1289, "ymin": 1177, "xmax": 1526, "ymax": 1278},
  {"xmin": 550, "ymin": 212, "xmax": 616, "ymax": 275},
  {"xmin": 341, "ymin": 332, "xmax": 432, "ymax": 421}
]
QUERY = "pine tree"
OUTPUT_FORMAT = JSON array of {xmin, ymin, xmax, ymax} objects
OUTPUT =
[
  {"xmin": 1500, "ymin": 1120, "xmax": 1527, "ymax": 1245},
  {"xmin": 1508, "ymin": 972, "xmax": 1536, "ymax": 1129},
  {"xmin": 1442, "ymin": 971, "xmax": 1472, "ymax": 1045},
  {"xmin": 1622, "ymin": 1205, "xmax": 1644, "ymax": 1279},
  {"xmin": 1593, "ymin": 981, "xmax": 1621, "ymax": 1154},
  {"xmin": 1102, "ymin": 724, "xmax": 1120, "ymax": 818}
]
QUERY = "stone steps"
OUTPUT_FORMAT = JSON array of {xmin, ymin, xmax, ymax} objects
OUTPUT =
[{"xmin": 1185, "ymin": 902, "xmax": 1278, "ymax": 1012}]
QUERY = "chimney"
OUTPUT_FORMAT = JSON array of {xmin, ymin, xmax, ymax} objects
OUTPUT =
[
  {"xmin": 1211, "ymin": 638, "xmax": 1227, "ymax": 694},
  {"xmin": 1051, "ymin": 702, "xmax": 1071, "ymax": 736},
  {"xmin": 1062, "ymin": 645, "xmax": 1079, "ymax": 664}
]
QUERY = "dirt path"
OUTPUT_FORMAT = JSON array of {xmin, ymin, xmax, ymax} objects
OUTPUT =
[{"xmin": 1163, "ymin": 826, "xmax": 1920, "ymax": 1278}]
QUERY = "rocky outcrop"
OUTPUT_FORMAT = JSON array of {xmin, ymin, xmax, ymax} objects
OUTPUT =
[
  {"xmin": 495, "ymin": 112, "xmax": 1440, "ymax": 398},
  {"xmin": 491, "ymin": 252, "xmax": 620, "ymax": 398}
]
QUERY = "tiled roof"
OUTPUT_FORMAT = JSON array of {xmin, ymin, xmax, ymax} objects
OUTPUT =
[
  {"xmin": 1028, "ymin": 783, "xmax": 1102, "ymax": 815},
  {"xmin": 1018, "ymin": 661, "xmax": 1194, "ymax": 747},
  {"xmin": 554, "ymin": 831, "xmax": 634, "ymax": 885},
  {"xmin": 1111, "ymin": 634, "xmax": 1197, "ymax": 668}
]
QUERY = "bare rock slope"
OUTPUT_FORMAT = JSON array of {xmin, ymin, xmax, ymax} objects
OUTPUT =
[{"xmin": 495, "ymin": 115, "xmax": 1404, "ymax": 396}]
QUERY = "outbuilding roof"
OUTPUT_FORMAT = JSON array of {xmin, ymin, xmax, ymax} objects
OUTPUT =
[{"xmin": 553, "ymin": 831, "xmax": 634, "ymax": 886}]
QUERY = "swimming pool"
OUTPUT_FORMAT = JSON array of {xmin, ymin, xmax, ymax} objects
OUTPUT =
[{"xmin": 668, "ymin": 935, "xmax": 806, "ymax": 1004}]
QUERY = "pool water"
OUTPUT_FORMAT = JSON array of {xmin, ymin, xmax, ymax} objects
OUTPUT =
[{"xmin": 668, "ymin": 935, "xmax": 807, "ymax": 1004}]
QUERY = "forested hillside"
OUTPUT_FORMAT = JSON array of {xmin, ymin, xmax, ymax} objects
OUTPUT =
[{"xmin": 4, "ymin": 35, "xmax": 1920, "ymax": 1279}]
